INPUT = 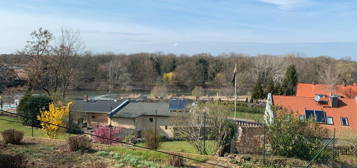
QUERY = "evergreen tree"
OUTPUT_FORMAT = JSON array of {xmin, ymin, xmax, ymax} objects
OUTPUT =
[
  {"xmin": 282, "ymin": 65, "xmax": 298, "ymax": 96},
  {"xmin": 266, "ymin": 78, "xmax": 275, "ymax": 94},
  {"xmin": 252, "ymin": 79, "xmax": 265, "ymax": 99}
]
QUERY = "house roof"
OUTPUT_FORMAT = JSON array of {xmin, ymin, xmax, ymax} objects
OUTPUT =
[
  {"xmin": 169, "ymin": 99, "xmax": 188, "ymax": 111},
  {"xmin": 112, "ymin": 102, "xmax": 170, "ymax": 118},
  {"xmin": 273, "ymin": 95, "xmax": 357, "ymax": 135},
  {"xmin": 296, "ymin": 83, "xmax": 357, "ymax": 98},
  {"xmin": 71, "ymin": 100, "xmax": 125, "ymax": 113}
]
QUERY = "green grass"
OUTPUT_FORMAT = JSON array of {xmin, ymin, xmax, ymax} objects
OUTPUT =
[
  {"xmin": 0, "ymin": 116, "xmax": 71, "ymax": 139},
  {"xmin": 106, "ymin": 146, "xmax": 168, "ymax": 162},
  {"xmin": 107, "ymin": 140, "xmax": 214, "ymax": 163}
]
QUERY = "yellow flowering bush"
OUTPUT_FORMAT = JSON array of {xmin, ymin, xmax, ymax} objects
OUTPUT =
[{"xmin": 37, "ymin": 102, "xmax": 72, "ymax": 138}]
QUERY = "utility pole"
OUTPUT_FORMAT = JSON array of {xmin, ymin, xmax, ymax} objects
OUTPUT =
[
  {"xmin": 154, "ymin": 109, "xmax": 158, "ymax": 150},
  {"xmin": 203, "ymin": 112, "xmax": 207, "ymax": 154}
]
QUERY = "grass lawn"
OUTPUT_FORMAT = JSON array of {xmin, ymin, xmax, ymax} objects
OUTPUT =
[{"xmin": 0, "ymin": 115, "xmax": 71, "ymax": 139}]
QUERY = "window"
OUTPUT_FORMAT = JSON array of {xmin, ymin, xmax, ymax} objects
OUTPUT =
[
  {"xmin": 149, "ymin": 118, "xmax": 153, "ymax": 122},
  {"xmin": 326, "ymin": 117, "xmax": 333, "ymax": 125},
  {"xmin": 341, "ymin": 117, "xmax": 349, "ymax": 126},
  {"xmin": 165, "ymin": 125, "xmax": 168, "ymax": 130},
  {"xmin": 92, "ymin": 116, "xmax": 96, "ymax": 119}
]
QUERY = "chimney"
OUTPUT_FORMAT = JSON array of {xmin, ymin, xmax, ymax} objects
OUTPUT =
[{"xmin": 83, "ymin": 95, "xmax": 89, "ymax": 102}]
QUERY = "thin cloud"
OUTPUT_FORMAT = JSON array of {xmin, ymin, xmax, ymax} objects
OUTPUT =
[{"xmin": 259, "ymin": 0, "xmax": 306, "ymax": 9}]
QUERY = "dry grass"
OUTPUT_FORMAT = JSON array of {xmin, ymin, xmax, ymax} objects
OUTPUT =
[
  {"xmin": 1, "ymin": 129, "xmax": 24, "ymax": 144},
  {"xmin": 68, "ymin": 135, "xmax": 92, "ymax": 152}
]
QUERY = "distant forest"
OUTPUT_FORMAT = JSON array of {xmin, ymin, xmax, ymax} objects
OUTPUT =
[{"xmin": 1, "ymin": 52, "xmax": 357, "ymax": 95}]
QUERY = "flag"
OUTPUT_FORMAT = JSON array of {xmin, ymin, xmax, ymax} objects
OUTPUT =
[{"xmin": 231, "ymin": 64, "xmax": 237, "ymax": 87}]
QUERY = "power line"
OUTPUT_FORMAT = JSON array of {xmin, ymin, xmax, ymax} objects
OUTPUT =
[{"xmin": 0, "ymin": 110, "xmax": 228, "ymax": 168}]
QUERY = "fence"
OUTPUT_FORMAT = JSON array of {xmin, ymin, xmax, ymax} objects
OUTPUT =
[
  {"xmin": 0, "ymin": 110, "xmax": 228, "ymax": 168},
  {"xmin": 1, "ymin": 110, "xmax": 349, "ymax": 168}
]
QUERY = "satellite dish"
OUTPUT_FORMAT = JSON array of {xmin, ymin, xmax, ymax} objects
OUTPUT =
[{"xmin": 314, "ymin": 95, "xmax": 321, "ymax": 102}]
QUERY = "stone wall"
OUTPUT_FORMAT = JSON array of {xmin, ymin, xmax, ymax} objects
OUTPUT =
[{"xmin": 235, "ymin": 126, "xmax": 265, "ymax": 154}]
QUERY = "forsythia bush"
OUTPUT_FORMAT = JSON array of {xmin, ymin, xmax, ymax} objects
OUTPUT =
[{"xmin": 37, "ymin": 102, "xmax": 72, "ymax": 138}]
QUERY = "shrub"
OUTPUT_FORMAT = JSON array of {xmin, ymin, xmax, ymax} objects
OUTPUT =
[
  {"xmin": 1, "ymin": 129, "xmax": 24, "ymax": 144},
  {"xmin": 268, "ymin": 109, "xmax": 333, "ymax": 162},
  {"xmin": 168, "ymin": 155, "xmax": 184, "ymax": 167},
  {"xmin": 93, "ymin": 125, "xmax": 122, "ymax": 144},
  {"xmin": 68, "ymin": 135, "xmax": 92, "ymax": 152},
  {"xmin": 143, "ymin": 129, "xmax": 160, "ymax": 150},
  {"xmin": 0, "ymin": 154, "xmax": 27, "ymax": 168},
  {"xmin": 17, "ymin": 94, "xmax": 51, "ymax": 127},
  {"xmin": 37, "ymin": 102, "xmax": 71, "ymax": 138}
]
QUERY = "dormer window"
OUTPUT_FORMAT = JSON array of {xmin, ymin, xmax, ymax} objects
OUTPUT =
[{"xmin": 341, "ymin": 117, "xmax": 349, "ymax": 126}]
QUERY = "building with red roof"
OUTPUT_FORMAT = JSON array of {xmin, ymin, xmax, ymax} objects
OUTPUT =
[
  {"xmin": 271, "ymin": 83, "xmax": 357, "ymax": 138},
  {"xmin": 296, "ymin": 83, "xmax": 357, "ymax": 99}
]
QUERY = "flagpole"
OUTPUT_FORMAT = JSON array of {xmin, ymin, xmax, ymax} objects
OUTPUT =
[{"xmin": 234, "ymin": 72, "xmax": 237, "ymax": 119}]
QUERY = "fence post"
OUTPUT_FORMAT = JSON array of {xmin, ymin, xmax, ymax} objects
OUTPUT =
[
  {"xmin": 31, "ymin": 118, "xmax": 34, "ymax": 137},
  {"xmin": 109, "ymin": 120, "xmax": 112, "ymax": 145},
  {"xmin": 203, "ymin": 112, "xmax": 207, "ymax": 154},
  {"xmin": 333, "ymin": 128, "xmax": 336, "ymax": 158},
  {"xmin": 154, "ymin": 109, "xmax": 158, "ymax": 150},
  {"xmin": 263, "ymin": 124, "xmax": 266, "ymax": 164}
]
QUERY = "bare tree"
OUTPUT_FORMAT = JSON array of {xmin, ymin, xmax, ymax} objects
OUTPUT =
[
  {"xmin": 173, "ymin": 102, "xmax": 230, "ymax": 155},
  {"xmin": 192, "ymin": 86, "xmax": 204, "ymax": 100},
  {"xmin": 21, "ymin": 28, "xmax": 53, "ymax": 95},
  {"xmin": 322, "ymin": 64, "xmax": 339, "ymax": 95},
  {"xmin": 108, "ymin": 57, "xmax": 131, "ymax": 90},
  {"xmin": 52, "ymin": 28, "xmax": 83, "ymax": 101},
  {"xmin": 150, "ymin": 85, "xmax": 167, "ymax": 99},
  {"xmin": 21, "ymin": 28, "xmax": 83, "ymax": 102}
]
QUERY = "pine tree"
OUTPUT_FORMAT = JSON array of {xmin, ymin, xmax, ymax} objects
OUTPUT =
[
  {"xmin": 282, "ymin": 65, "xmax": 298, "ymax": 96},
  {"xmin": 267, "ymin": 78, "xmax": 275, "ymax": 94},
  {"xmin": 252, "ymin": 79, "xmax": 265, "ymax": 99}
]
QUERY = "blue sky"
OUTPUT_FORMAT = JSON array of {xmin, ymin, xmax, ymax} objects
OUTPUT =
[{"xmin": 0, "ymin": 0, "xmax": 357, "ymax": 59}]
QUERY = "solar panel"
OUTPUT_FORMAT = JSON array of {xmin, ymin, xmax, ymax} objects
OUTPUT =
[
  {"xmin": 314, "ymin": 110, "xmax": 325, "ymax": 123},
  {"xmin": 305, "ymin": 110, "xmax": 314, "ymax": 120}
]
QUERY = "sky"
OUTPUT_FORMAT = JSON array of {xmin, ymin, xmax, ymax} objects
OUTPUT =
[{"xmin": 0, "ymin": 0, "xmax": 357, "ymax": 59}]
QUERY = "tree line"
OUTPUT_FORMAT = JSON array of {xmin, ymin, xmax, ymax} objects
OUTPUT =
[{"xmin": 1, "ymin": 28, "xmax": 357, "ymax": 98}]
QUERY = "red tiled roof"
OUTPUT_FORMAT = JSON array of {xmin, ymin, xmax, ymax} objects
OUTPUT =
[
  {"xmin": 273, "ymin": 95, "xmax": 357, "ymax": 137},
  {"xmin": 296, "ymin": 83, "xmax": 357, "ymax": 98}
]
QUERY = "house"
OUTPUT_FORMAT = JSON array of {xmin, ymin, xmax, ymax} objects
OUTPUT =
[
  {"xmin": 269, "ymin": 83, "xmax": 357, "ymax": 138},
  {"xmin": 109, "ymin": 102, "xmax": 176, "ymax": 137},
  {"xmin": 296, "ymin": 83, "xmax": 357, "ymax": 98},
  {"xmin": 69, "ymin": 98, "xmax": 127, "ymax": 127}
]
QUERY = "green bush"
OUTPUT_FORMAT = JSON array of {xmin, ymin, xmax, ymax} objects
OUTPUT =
[
  {"xmin": 1, "ymin": 129, "xmax": 24, "ymax": 144},
  {"xmin": 268, "ymin": 109, "xmax": 334, "ymax": 162},
  {"xmin": 17, "ymin": 94, "xmax": 51, "ymax": 127}
]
